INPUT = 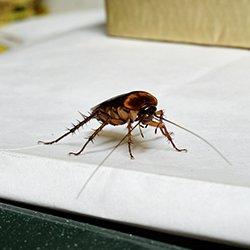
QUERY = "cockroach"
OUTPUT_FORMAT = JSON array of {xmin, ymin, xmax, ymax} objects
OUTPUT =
[
  {"xmin": 38, "ymin": 90, "xmax": 231, "ymax": 163},
  {"xmin": 38, "ymin": 91, "xmax": 187, "ymax": 158},
  {"xmin": 38, "ymin": 90, "xmax": 231, "ymax": 198}
]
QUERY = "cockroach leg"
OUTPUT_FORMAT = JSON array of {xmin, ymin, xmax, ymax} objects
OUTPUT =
[
  {"xmin": 154, "ymin": 110, "xmax": 173, "ymax": 136},
  {"xmin": 154, "ymin": 122, "xmax": 161, "ymax": 134},
  {"xmin": 139, "ymin": 125, "xmax": 144, "ymax": 138},
  {"xmin": 69, "ymin": 122, "xmax": 107, "ymax": 156},
  {"xmin": 38, "ymin": 112, "xmax": 96, "ymax": 145},
  {"xmin": 147, "ymin": 120, "xmax": 187, "ymax": 152},
  {"xmin": 127, "ymin": 120, "xmax": 134, "ymax": 159},
  {"xmin": 160, "ymin": 125, "xmax": 187, "ymax": 152}
]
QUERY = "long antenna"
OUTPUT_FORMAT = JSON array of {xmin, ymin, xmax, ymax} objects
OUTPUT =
[
  {"xmin": 161, "ymin": 117, "xmax": 232, "ymax": 166},
  {"xmin": 76, "ymin": 121, "xmax": 141, "ymax": 199}
]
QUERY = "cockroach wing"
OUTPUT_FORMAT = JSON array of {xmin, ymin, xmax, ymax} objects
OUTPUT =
[{"xmin": 91, "ymin": 92, "xmax": 134, "ymax": 112}]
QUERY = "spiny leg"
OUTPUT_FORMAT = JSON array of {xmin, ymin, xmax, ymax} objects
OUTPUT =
[
  {"xmin": 147, "ymin": 120, "xmax": 187, "ymax": 152},
  {"xmin": 38, "ymin": 112, "xmax": 95, "ymax": 145},
  {"xmin": 160, "ymin": 125, "xmax": 187, "ymax": 152},
  {"xmin": 69, "ymin": 122, "xmax": 107, "ymax": 156},
  {"xmin": 127, "ymin": 120, "xmax": 134, "ymax": 159}
]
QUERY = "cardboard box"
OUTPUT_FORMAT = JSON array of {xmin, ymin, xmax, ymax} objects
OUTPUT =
[{"xmin": 106, "ymin": 0, "xmax": 250, "ymax": 49}]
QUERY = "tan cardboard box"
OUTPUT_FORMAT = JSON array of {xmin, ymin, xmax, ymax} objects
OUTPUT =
[{"xmin": 106, "ymin": 0, "xmax": 250, "ymax": 49}]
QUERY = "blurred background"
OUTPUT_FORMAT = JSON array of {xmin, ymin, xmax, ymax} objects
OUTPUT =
[
  {"xmin": 0, "ymin": 0, "xmax": 103, "ymax": 52},
  {"xmin": 0, "ymin": 0, "xmax": 102, "ymax": 16},
  {"xmin": 0, "ymin": 0, "xmax": 102, "ymax": 24},
  {"xmin": 1, "ymin": 0, "xmax": 249, "ymax": 51},
  {"xmin": 45, "ymin": 0, "xmax": 102, "ymax": 12}
]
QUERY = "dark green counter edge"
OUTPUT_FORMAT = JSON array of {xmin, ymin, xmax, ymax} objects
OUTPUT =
[
  {"xmin": 0, "ymin": 200, "xmax": 242, "ymax": 250},
  {"xmin": 0, "ymin": 202, "xmax": 185, "ymax": 250}
]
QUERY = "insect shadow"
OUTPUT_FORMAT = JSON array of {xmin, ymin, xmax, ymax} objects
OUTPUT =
[
  {"xmin": 64, "ymin": 130, "xmax": 163, "ymax": 156},
  {"xmin": 91, "ymin": 130, "xmax": 164, "ymax": 154}
]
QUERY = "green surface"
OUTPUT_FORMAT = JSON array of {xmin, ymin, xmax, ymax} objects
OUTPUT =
[{"xmin": 0, "ymin": 203, "xmax": 184, "ymax": 250}]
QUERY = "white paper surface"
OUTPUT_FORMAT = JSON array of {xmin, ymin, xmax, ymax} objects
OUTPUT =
[{"xmin": 1, "ymin": 10, "xmax": 250, "ymax": 246}]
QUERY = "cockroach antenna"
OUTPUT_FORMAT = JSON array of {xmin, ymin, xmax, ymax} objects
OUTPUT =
[
  {"xmin": 160, "ymin": 117, "xmax": 232, "ymax": 166},
  {"xmin": 76, "ymin": 121, "xmax": 141, "ymax": 199}
]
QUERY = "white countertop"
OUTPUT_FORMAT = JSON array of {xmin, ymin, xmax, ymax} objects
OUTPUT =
[{"xmin": 1, "ymin": 9, "xmax": 250, "ymax": 246}]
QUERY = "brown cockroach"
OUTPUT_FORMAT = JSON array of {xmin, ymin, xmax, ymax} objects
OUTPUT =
[
  {"xmin": 38, "ymin": 90, "xmax": 231, "ymax": 163},
  {"xmin": 38, "ymin": 91, "xmax": 187, "ymax": 158}
]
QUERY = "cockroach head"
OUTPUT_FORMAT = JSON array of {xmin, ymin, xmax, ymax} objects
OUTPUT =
[
  {"xmin": 139, "ymin": 105, "xmax": 157, "ymax": 116},
  {"xmin": 144, "ymin": 105, "xmax": 157, "ymax": 115}
]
